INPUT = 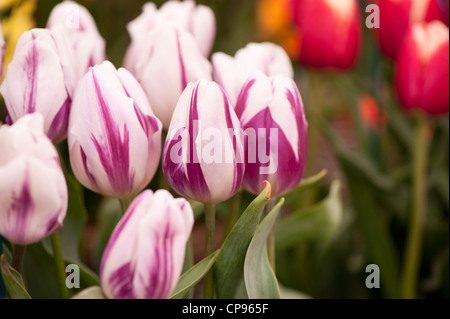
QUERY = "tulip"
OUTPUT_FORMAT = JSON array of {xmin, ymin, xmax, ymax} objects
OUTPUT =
[
  {"xmin": 163, "ymin": 80, "xmax": 245, "ymax": 204},
  {"xmin": 128, "ymin": 23, "xmax": 212, "ymax": 129},
  {"xmin": 100, "ymin": 189, "xmax": 194, "ymax": 299},
  {"xmin": 0, "ymin": 114, "xmax": 68, "ymax": 245},
  {"xmin": 68, "ymin": 61, "xmax": 162, "ymax": 199},
  {"xmin": 291, "ymin": 0, "xmax": 362, "ymax": 70},
  {"xmin": 46, "ymin": 0, "xmax": 106, "ymax": 75},
  {"xmin": 212, "ymin": 42, "xmax": 293, "ymax": 106},
  {"xmin": 395, "ymin": 21, "xmax": 449, "ymax": 115},
  {"xmin": 124, "ymin": 0, "xmax": 215, "ymax": 70},
  {"xmin": 374, "ymin": 0, "xmax": 449, "ymax": 60},
  {"xmin": 235, "ymin": 72, "xmax": 308, "ymax": 198},
  {"xmin": 0, "ymin": 28, "xmax": 78, "ymax": 144}
]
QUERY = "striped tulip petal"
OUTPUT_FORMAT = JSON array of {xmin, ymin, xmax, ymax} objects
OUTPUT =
[
  {"xmin": 0, "ymin": 114, "xmax": 68, "ymax": 245},
  {"xmin": 100, "ymin": 190, "xmax": 193, "ymax": 299},
  {"xmin": 68, "ymin": 61, "xmax": 162, "ymax": 199}
]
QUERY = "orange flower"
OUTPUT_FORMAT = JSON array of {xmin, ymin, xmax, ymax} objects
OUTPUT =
[{"xmin": 358, "ymin": 94, "xmax": 387, "ymax": 130}]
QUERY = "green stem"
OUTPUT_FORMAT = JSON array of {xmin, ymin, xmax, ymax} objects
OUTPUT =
[
  {"xmin": 12, "ymin": 245, "xmax": 26, "ymax": 274},
  {"xmin": 50, "ymin": 232, "xmax": 70, "ymax": 299},
  {"xmin": 203, "ymin": 203, "xmax": 216, "ymax": 299},
  {"xmin": 158, "ymin": 130, "xmax": 170, "ymax": 190},
  {"xmin": 266, "ymin": 199, "xmax": 276, "ymax": 271},
  {"xmin": 224, "ymin": 190, "xmax": 242, "ymax": 239},
  {"xmin": 119, "ymin": 197, "xmax": 133, "ymax": 214},
  {"xmin": 401, "ymin": 117, "xmax": 428, "ymax": 299}
]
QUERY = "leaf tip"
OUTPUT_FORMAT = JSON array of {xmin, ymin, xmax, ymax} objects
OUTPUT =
[{"xmin": 263, "ymin": 181, "xmax": 272, "ymax": 201}]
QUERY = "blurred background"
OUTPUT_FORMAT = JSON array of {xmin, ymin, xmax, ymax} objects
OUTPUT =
[{"xmin": 1, "ymin": 0, "xmax": 449, "ymax": 299}]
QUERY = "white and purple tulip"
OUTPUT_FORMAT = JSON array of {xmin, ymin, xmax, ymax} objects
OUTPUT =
[
  {"xmin": 212, "ymin": 42, "xmax": 294, "ymax": 106},
  {"xmin": 235, "ymin": 72, "xmax": 308, "ymax": 198},
  {"xmin": 163, "ymin": 80, "xmax": 245, "ymax": 204},
  {"xmin": 68, "ymin": 61, "xmax": 162, "ymax": 199},
  {"xmin": 0, "ymin": 28, "xmax": 78, "ymax": 144},
  {"xmin": 127, "ymin": 23, "xmax": 212, "ymax": 129},
  {"xmin": 46, "ymin": 0, "xmax": 106, "ymax": 76},
  {"xmin": 0, "ymin": 114, "xmax": 68, "ymax": 245},
  {"xmin": 123, "ymin": 0, "xmax": 215, "ymax": 70},
  {"xmin": 100, "ymin": 189, "xmax": 194, "ymax": 299}
]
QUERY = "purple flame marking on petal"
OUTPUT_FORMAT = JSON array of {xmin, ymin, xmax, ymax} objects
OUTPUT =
[
  {"xmin": 23, "ymin": 33, "xmax": 38, "ymax": 115},
  {"xmin": 187, "ymin": 83, "xmax": 210, "ymax": 200},
  {"xmin": 47, "ymin": 95, "xmax": 71, "ymax": 142},
  {"xmin": 7, "ymin": 167, "xmax": 33, "ymax": 243},
  {"xmin": 80, "ymin": 146, "xmax": 99, "ymax": 190},
  {"xmin": 90, "ymin": 70, "xmax": 134, "ymax": 196},
  {"xmin": 175, "ymin": 29, "xmax": 188, "ymax": 90},
  {"xmin": 108, "ymin": 263, "xmax": 135, "ymax": 299},
  {"xmin": 235, "ymin": 78, "xmax": 256, "ymax": 118}
]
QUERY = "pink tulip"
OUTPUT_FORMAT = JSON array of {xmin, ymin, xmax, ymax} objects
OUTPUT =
[
  {"xmin": 163, "ymin": 80, "xmax": 245, "ymax": 204},
  {"xmin": 395, "ymin": 21, "xmax": 449, "ymax": 115},
  {"xmin": 292, "ymin": 0, "xmax": 362, "ymax": 70},
  {"xmin": 235, "ymin": 72, "xmax": 308, "ymax": 197},
  {"xmin": 212, "ymin": 42, "xmax": 293, "ymax": 106},
  {"xmin": 129, "ymin": 23, "xmax": 212, "ymax": 128},
  {"xmin": 68, "ymin": 61, "xmax": 162, "ymax": 199},
  {"xmin": 0, "ymin": 114, "xmax": 68, "ymax": 245},
  {"xmin": 100, "ymin": 190, "xmax": 194, "ymax": 299},
  {"xmin": 123, "ymin": 0, "xmax": 215, "ymax": 70},
  {"xmin": 374, "ymin": 0, "xmax": 449, "ymax": 60},
  {"xmin": 0, "ymin": 28, "xmax": 78, "ymax": 144},
  {"xmin": 46, "ymin": 0, "xmax": 106, "ymax": 75}
]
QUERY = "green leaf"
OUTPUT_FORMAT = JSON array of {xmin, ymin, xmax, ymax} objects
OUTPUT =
[
  {"xmin": 72, "ymin": 286, "xmax": 106, "ymax": 299},
  {"xmin": 276, "ymin": 181, "xmax": 343, "ymax": 250},
  {"xmin": 23, "ymin": 241, "xmax": 100, "ymax": 298},
  {"xmin": 285, "ymin": 170, "xmax": 328, "ymax": 206},
  {"xmin": 215, "ymin": 182, "xmax": 271, "ymax": 299},
  {"xmin": 93, "ymin": 197, "xmax": 122, "ymax": 271},
  {"xmin": 244, "ymin": 198, "xmax": 284, "ymax": 299},
  {"xmin": 170, "ymin": 250, "xmax": 219, "ymax": 299},
  {"xmin": 1, "ymin": 254, "xmax": 31, "ymax": 299}
]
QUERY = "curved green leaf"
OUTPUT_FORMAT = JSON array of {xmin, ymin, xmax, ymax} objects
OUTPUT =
[
  {"xmin": 1, "ymin": 254, "xmax": 31, "ymax": 299},
  {"xmin": 244, "ymin": 198, "xmax": 284, "ymax": 299},
  {"xmin": 72, "ymin": 286, "xmax": 106, "ymax": 299},
  {"xmin": 276, "ymin": 181, "xmax": 343, "ymax": 250},
  {"xmin": 215, "ymin": 182, "xmax": 271, "ymax": 299},
  {"xmin": 285, "ymin": 170, "xmax": 328, "ymax": 206},
  {"xmin": 170, "ymin": 250, "xmax": 219, "ymax": 299}
]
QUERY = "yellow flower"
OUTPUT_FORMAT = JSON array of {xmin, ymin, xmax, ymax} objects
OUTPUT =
[{"xmin": 1, "ymin": 0, "xmax": 37, "ymax": 78}]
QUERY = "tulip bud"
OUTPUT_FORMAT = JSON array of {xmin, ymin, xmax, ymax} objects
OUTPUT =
[
  {"xmin": 163, "ymin": 80, "xmax": 245, "ymax": 204},
  {"xmin": 0, "ymin": 28, "xmax": 78, "ymax": 144},
  {"xmin": 235, "ymin": 72, "xmax": 308, "ymax": 198},
  {"xmin": 374, "ymin": 0, "xmax": 449, "ymax": 60},
  {"xmin": 46, "ymin": 0, "xmax": 106, "ymax": 75},
  {"xmin": 0, "ymin": 114, "xmax": 68, "ymax": 245},
  {"xmin": 128, "ymin": 23, "xmax": 212, "ymax": 129},
  {"xmin": 291, "ymin": 0, "xmax": 362, "ymax": 70},
  {"xmin": 100, "ymin": 189, "xmax": 194, "ymax": 299},
  {"xmin": 395, "ymin": 21, "xmax": 449, "ymax": 116},
  {"xmin": 212, "ymin": 42, "xmax": 293, "ymax": 106},
  {"xmin": 124, "ymin": 0, "xmax": 215, "ymax": 69},
  {"xmin": 68, "ymin": 61, "xmax": 162, "ymax": 199}
]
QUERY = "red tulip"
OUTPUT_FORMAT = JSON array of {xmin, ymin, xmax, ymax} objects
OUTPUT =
[
  {"xmin": 374, "ymin": 0, "xmax": 449, "ymax": 60},
  {"xmin": 291, "ymin": 0, "xmax": 362, "ymax": 70},
  {"xmin": 395, "ymin": 21, "xmax": 449, "ymax": 115}
]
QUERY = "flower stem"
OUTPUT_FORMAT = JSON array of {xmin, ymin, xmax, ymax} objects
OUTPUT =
[
  {"xmin": 203, "ymin": 203, "xmax": 216, "ymax": 299},
  {"xmin": 401, "ymin": 116, "xmax": 428, "ymax": 299},
  {"xmin": 119, "ymin": 197, "xmax": 133, "ymax": 214},
  {"xmin": 265, "ymin": 199, "xmax": 276, "ymax": 271},
  {"xmin": 12, "ymin": 245, "xmax": 26, "ymax": 274},
  {"xmin": 50, "ymin": 232, "xmax": 70, "ymax": 299},
  {"xmin": 224, "ymin": 190, "xmax": 242, "ymax": 239}
]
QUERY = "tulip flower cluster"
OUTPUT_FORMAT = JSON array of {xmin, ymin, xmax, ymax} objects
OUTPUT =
[{"xmin": 0, "ymin": 0, "xmax": 313, "ymax": 300}]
